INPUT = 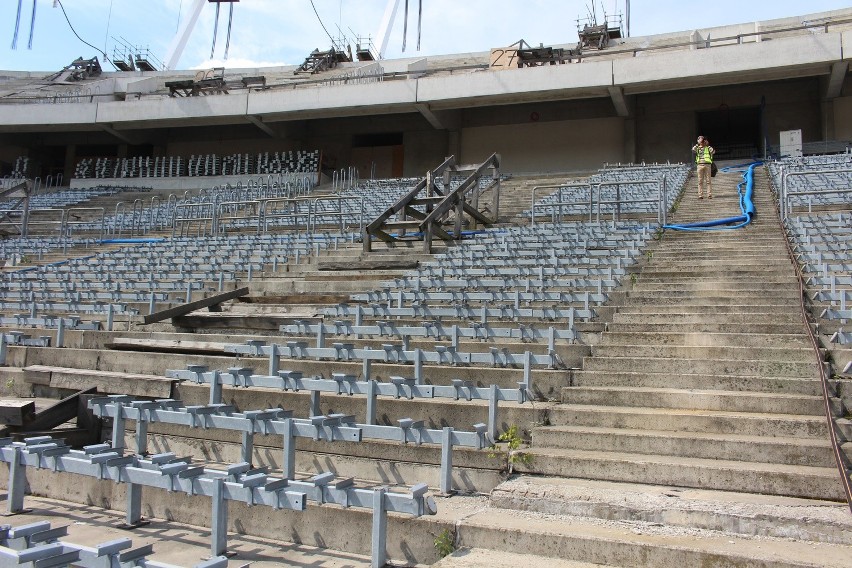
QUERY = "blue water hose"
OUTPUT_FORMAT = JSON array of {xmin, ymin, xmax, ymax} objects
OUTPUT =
[{"xmin": 664, "ymin": 162, "xmax": 762, "ymax": 232}]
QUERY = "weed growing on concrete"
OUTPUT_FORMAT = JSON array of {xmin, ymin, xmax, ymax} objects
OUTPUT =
[
  {"xmin": 433, "ymin": 528, "xmax": 456, "ymax": 558},
  {"xmin": 488, "ymin": 425, "xmax": 532, "ymax": 474}
]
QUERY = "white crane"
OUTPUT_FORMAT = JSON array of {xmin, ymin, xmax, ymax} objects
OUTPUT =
[
  {"xmin": 375, "ymin": 0, "xmax": 423, "ymax": 58},
  {"xmin": 164, "ymin": 0, "xmax": 207, "ymax": 70},
  {"xmin": 164, "ymin": 0, "xmax": 419, "ymax": 70},
  {"xmin": 164, "ymin": 0, "xmax": 237, "ymax": 70}
]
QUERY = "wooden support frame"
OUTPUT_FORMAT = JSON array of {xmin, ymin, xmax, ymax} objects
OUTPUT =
[
  {"xmin": 363, "ymin": 154, "xmax": 500, "ymax": 253},
  {"xmin": 143, "ymin": 287, "xmax": 249, "ymax": 325}
]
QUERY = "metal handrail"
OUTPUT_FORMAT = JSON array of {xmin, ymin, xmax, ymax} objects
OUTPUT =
[
  {"xmin": 530, "ymin": 179, "xmax": 667, "ymax": 226},
  {"xmin": 780, "ymin": 168, "xmax": 852, "ymax": 219},
  {"xmin": 773, "ymin": 198, "xmax": 852, "ymax": 514},
  {"xmin": 0, "ymin": 207, "xmax": 65, "ymax": 238},
  {"xmin": 63, "ymin": 207, "xmax": 105, "ymax": 241},
  {"xmin": 258, "ymin": 196, "xmax": 314, "ymax": 233},
  {"xmin": 309, "ymin": 195, "xmax": 364, "ymax": 233},
  {"xmin": 150, "ymin": 195, "xmax": 162, "ymax": 231},
  {"xmin": 530, "ymin": 183, "xmax": 593, "ymax": 226},
  {"xmin": 594, "ymin": 179, "xmax": 667, "ymax": 225},
  {"xmin": 130, "ymin": 199, "xmax": 144, "ymax": 237},
  {"xmin": 216, "ymin": 199, "xmax": 263, "ymax": 234},
  {"xmin": 173, "ymin": 202, "xmax": 216, "ymax": 237}
]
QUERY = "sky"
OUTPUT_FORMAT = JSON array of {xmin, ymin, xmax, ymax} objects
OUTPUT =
[{"xmin": 0, "ymin": 0, "xmax": 850, "ymax": 72}]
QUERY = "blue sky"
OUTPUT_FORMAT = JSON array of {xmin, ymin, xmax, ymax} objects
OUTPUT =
[{"xmin": 1, "ymin": 0, "xmax": 850, "ymax": 72}]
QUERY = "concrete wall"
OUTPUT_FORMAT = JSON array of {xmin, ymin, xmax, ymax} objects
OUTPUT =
[
  {"xmin": 403, "ymin": 129, "xmax": 448, "ymax": 176},
  {"xmin": 166, "ymin": 137, "xmax": 301, "ymax": 157},
  {"xmin": 635, "ymin": 78, "xmax": 823, "ymax": 163},
  {"xmin": 69, "ymin": 172, "xmax": 318, "ymax": 192},
  {"xmin": 834, "ymin": 97, "xmax": 852, "ymax": 141},
  {"xmin": 461, "ymin": 117, "xmax": 625, "ymax": 173},
  {"xmin": 0, "ymin": 144, "xmax": 26, "ymax": 175}
]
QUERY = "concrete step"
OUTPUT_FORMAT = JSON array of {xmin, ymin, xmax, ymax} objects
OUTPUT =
[
  {"xmin": 10, "ymin": 467, "xmax": 437, "ymax": 565},
  {"xmin": 612, "ymin": 311, "xmax": 804, "ymax": 324},
  {"xmin": 548, "ymin": 405, "xmax": 829, "ymax": 439},
  {"xmin": 176, "ymin": 309, "xmax": 605, "ymax": 334},
  {"xmin": 660, "ymin": 230, "xmax": 785, "ymax": 239},
  {"xmin": 4, "ymin": 345, "xmax": 573, "ymax": 399},
  {"xmin": 620, "ymin": 295, "xmax": 801, "ymax": 306},
  {"xmin": 615, "ymin": 302, "xmax": 803, "ymax": 313},
  {"xmin": 633, "ymin": 274, "xmax": 797, "ymax": 283},
  {"xmin": 138, "ymin": 423, "xmax": 505, "ymax": 494},
  {"xmin": 531, "ymin": 425, "xmax": 838, "ymax": 467},
  {"xmin": 490, "ymin": 477, "xmax": 852, "ymax": 546},
  {"xmin": 645, "ymin": 255, "xmax": 792, "ymax": 265},
  {"xmin": 635, "ymin": 272, "xmax": 796, "ymax": 283},
  {"xmin": 433, "ymin": 549, "xmax": 618, "ymax": 568},
  {"xmin": 609, "ymin": 322, "xmax": 808, "ymax": 335},
  {"xmin": 597, "ymin": 332, "xmax": 810, "ymax": 349},
  {"xmin": 445, "ymin": 497, "xmax": 852, "ymax": 567},
  {"xmin": 570, "ymin": 370, "xmax": 825, "ymax": 396},
  {"xmin": 637, "ymin": 267, "xmax": 795, "ymax": 277},
  {"xmin": 515, "ymin": 447, "xmax": 844, "ymax": 500},
  {"xmin": 648, "ymin": 253, "xmax": 790, "ymax": 262},
  {"xmin": 0, "ymin": 496, "xmax": 377, "ymax": 568},
  {"xmin": 580, "ymin": 355, "xmax": 819, "ymax": 377},
  {"xmin": 628, "ymin": 282, "xmax": 799, "ymax": 292},
  {"xmin": 589, "ymin": 344, "xmax": 815, "ymax": 364},
  {"xmin": 561, "ymin": 386, "xmax": 835, "ymax": 415},
  {"xmin": 649, "ymin": 249, "xmax": 790, "ymax": 258}
]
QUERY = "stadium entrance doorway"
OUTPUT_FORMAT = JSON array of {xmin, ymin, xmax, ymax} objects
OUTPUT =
[
  {"xmin": 696, "ymin": 105, "xmax": 762, "ymax": 161},
  {"xmin": 351, "ymin": 132, "xmax": 404, "ymax": 179}
]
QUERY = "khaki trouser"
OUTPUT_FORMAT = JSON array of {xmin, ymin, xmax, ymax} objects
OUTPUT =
[{"xmin": 697, "ymin": 163, "xmax": 712, "ymax": 196}]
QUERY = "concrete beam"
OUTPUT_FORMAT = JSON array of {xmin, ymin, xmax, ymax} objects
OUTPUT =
[
  {"xmin": 416, "ymin": 61, "xmax": 613, "ymax": 109},
  {"xmin": 100, "ymin": 123, "xmax": 135, "ymax": 145},
  {"xmin": 615, "ymin": 33, "xmax": 843, "ymax": 94},
  {"xmin": 415, "ymin": 103, "xmax": 445, "ymax": 129},
  {"xmin": 608, "ymin": 86, "xmax": 630, "ymax": 117},
  {"xmin": 826, "ymin": 61, "xmax": 848, "ymax": 99},
  {"xmin": 414, "ymin": 104, "xmax": 461, "ymax": 130},
  {"xmin": 246, "ymin": 115, "xmax": 278, "ymax": 138}
]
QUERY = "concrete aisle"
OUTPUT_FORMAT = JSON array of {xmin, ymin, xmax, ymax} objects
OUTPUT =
[{"xmin": 440, "ymin": 165, "xmax": 852, "ymax": 567}]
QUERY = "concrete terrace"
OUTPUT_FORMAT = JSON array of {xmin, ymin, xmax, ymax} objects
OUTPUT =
[{"xmin": 0, "ymin": 6, "xmax": 850, "ymax": 568}]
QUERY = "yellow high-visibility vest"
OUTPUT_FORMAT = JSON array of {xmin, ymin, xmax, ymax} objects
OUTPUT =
[{"xmin": 695, "ymin": 146, "xmax": 713, "ymax": 164}]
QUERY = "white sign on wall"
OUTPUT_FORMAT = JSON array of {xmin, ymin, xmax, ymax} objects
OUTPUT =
[{"xmin": 780, "ymin": 129, "xmax": 802, "ymax": 158}]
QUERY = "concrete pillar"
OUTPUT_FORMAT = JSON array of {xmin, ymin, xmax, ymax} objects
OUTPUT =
[
  {"xmin": 623, "ymin": 118, "xmax": 637, "ymax": 163},
  {"xmin": 820, "ymin": 97, "xmax": 836, "ymax": 141},
  {"xmin": 690, "ymin": 30, "xmax": 701, "ymax": 49},
  {"xmin": 63, "ymin": 145, "xmax": 76, "ymax": 187},
  {"xmin": 448, "ymin": 130, "xmax": 462, "ymax": 161}
]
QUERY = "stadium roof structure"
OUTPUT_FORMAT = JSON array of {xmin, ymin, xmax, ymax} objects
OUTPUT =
[{"xmin": 0, "ymin": 7, "xmax": 850, "ymax": 178}]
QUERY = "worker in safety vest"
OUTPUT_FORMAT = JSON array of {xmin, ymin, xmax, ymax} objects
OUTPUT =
[{"xmin": 692, "ymin": 136, "xmax": 715, "ymax": 199}]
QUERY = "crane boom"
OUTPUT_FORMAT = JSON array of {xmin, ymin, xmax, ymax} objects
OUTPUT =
[
  {"xmin": 375, "ymin": 0, "xmax": 401, "ymax": 59},
  {"xmin": 164, "ymin": 0, "xmax": 206, "ymax": 70}
]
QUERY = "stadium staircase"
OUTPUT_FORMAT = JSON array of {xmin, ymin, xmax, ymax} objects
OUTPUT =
[
  {"xmin": 1, "ymin": 168, "xmax": 851, "ymax": 567},
  {"xmin": 434, "ymin": 166, "xmax": 852, "ymax": 566}
]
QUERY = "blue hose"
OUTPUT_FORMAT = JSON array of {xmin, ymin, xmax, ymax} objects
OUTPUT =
[{"xmin": 664, "ymin": 162, "xmax": 762, "ymax": 232}]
